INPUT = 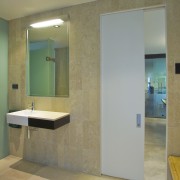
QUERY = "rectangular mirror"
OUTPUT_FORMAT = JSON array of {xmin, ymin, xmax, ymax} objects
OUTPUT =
[{"xmin": 26, "ymin": 18, "xmax": 69, "ymax": 97}]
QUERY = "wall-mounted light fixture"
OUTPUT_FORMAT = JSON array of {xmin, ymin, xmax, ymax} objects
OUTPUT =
[{"xmin": 30, "ymin": 18, "xmax": 64, "ymax": 28}]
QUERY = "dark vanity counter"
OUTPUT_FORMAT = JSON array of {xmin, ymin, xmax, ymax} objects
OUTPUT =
[{"xmin": 7, "ymin": 110, "xmax": 70, "ymax": 130}]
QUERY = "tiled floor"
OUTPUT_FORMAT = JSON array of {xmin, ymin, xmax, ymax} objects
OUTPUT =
[
  {"xmin": 144, "ymin": 118, "xmax": 166, "ymax": 180},
  {"xmin": 0, "ymin": 156, "xmax": 123, "ymax": 180},
  {"xmin": 0, "ymin": 118, "xmax": 166, "ymax": 180}
]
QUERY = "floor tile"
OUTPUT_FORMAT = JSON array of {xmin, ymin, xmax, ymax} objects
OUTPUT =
[{"xmin": 0, "ymin": 118, "xmax": 166, "ymax": 180}]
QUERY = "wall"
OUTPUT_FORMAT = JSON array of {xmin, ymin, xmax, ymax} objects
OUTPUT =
[
  {"xmin": 8, "ymin": 0, "xmax": 167, "ymax": 176},
  {"xmin": 167, "ymin": 0, "xmax": 180, "ymax": 179},
  {"xmin": 0, "ymin": 18, "xmax": 9, "ymax": 158}
]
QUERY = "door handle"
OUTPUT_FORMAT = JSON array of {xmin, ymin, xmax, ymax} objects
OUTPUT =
[{"xmin": 136, "ymin": 114, "xmax": 141, "ymax": 128}]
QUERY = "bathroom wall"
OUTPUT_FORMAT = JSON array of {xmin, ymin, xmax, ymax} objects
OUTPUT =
[
  {"xmin": 8, "ymin": 0, "xmax": 167, "ymax": 176},
  {"xmin": 0, "ymin": 18, "xmax": 9, "ymax": 158},
  {"xmin": 167, "ymin": 1, "xmax": 180, "ymax": 179}
]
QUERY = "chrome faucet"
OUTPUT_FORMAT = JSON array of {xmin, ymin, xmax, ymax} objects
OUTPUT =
[
  {"xmin": 27, "ymin": 101, "xmax": 35, "ymax": 111},
  {"xmin": 31, "ymin": 101, "xmax": 35, "ymax": 111}
]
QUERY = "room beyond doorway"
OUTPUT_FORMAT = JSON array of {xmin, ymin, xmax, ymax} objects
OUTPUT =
[{"xmin": 144, "ymin": 8, "xmax": 167, "ymax": 180}]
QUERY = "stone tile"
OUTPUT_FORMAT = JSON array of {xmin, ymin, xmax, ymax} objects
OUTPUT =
[
  {"xmin": 144, "ymin": 118, "xmax": 166, "ymax": 180},
  {"xmin": 0, "ymin": 156, "xmax": 123, "ymax": 180},
  {"xmin": 0, "ymin": 169, "xmax": 32, "ymax": 180},
  {"xmin": 0, "ymin": 156, "xmax": 21, "ymax": 175},
  {"xmin": 168, "ymin": 125, "xmax": 180, "ymax": 156},
  {"xmin": 145, "ymin": 144, "xmax": 166, "ymax": 162},
  {"xmin": 145, "ymin": 118, "xmax": 166, "ymax": 146},
  {"xmin": 82, "ymin": 148, "xmax": 100, "ymax": 175}
]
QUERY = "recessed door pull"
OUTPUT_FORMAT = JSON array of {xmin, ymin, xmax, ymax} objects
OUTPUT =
[{"xmin": 136, "ymin": 114, "xmax": 141, "ymax": 128}]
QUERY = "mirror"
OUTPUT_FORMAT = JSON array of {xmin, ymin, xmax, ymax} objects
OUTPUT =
[{"xmin": 26, "ymin": 19, "xmax": 69, "ymax": 97}]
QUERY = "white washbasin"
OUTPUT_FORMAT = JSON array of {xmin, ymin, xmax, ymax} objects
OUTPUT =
[
  {"xmin": 7, "ymin": 110, "xmax": 70, "ymax": 129},
  {"xmin": 7, "ymin": 110, "xmax": 29, "ymax": 126}
]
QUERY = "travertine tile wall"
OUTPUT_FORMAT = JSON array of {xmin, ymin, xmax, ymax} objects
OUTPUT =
[
  {"xmin": 8, "ymin": 0, "xmax": 171, "ymax": 176},
  {"xmin": 166, "ymin": 0, "xmax": 180, "ymax": 180}
]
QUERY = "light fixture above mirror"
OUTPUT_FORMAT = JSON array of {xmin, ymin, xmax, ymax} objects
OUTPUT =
[{"xmin": 30, "ymin": 18, "xmax": 64, "ymax": 28}]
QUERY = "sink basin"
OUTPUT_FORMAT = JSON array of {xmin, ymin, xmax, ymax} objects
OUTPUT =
[
  {"xmin": 7, "ymin": 110, "xmax": 70, "ymax": 129},
  {"xmin": 7, "ymin": 110, "xmax": 29, "ymax": 126}
]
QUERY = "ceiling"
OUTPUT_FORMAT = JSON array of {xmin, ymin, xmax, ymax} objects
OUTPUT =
[{"xmin": 0, "ymin": 0, "xmax": 96, "ymax": 20}]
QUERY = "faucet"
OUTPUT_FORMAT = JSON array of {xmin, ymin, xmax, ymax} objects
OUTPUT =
[
  {"xmin": 27, "ymin": 101, "xmax": 35, "ymax": 111},
  {"xmin": 31, "ymin": 101, "xmax": 35, "ymax": 111}
]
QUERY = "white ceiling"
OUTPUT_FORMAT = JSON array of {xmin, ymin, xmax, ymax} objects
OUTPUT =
[{"xmin": 0, "ymin": 0, "xmax": 96, "ymax": 20}]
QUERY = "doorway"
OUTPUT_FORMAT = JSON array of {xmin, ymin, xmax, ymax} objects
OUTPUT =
[
  {"xmin": 101, "ymin": 7, "xmax": 167, "ymax": 180},
  {"xmin": 101, "ymin": 9, "xmax": 145, "ymax": 180},
  {"xmin": 144, "ymin": 8, "xmax": 166, "ymax": 179}
]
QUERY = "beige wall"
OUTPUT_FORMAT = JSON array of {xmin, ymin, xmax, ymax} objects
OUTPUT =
[
  {"xmin": 10, "ymin": 0, "xmax": 180, "ymax": 177},
  {"xmin": 55, "ymin": 47, "xmax": 69, "ymax": 96},
  {"xmin": 166, "ymin": 0, "xmax": 180, "ymax": 179}
]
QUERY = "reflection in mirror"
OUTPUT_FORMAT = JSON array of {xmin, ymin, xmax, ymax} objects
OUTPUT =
[{"xmin": 26, "ymin": 19, "xmax": 69, "ymax": 97}]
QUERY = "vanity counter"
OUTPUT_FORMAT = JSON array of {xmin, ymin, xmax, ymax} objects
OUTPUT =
[{"xmin": 7, "ymin": 110, "xmax": 70, "ymax": 130}]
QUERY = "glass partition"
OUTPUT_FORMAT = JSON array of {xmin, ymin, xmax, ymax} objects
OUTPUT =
[{"xmin": 145, "ymin": 55, "xmax": 166, "ymax": 118}]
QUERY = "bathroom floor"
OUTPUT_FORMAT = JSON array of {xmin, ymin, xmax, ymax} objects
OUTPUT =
[
  {"xmin": 0, "ymin": 118, "xmax": 166, "ymax": 180},
  {"xmin": 144, "ymin": 117, "xmax": 166, "ymax": 180},
  {"xmin": 0, "ymin": 155, "xmax": 124, "ymax": 180}
]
